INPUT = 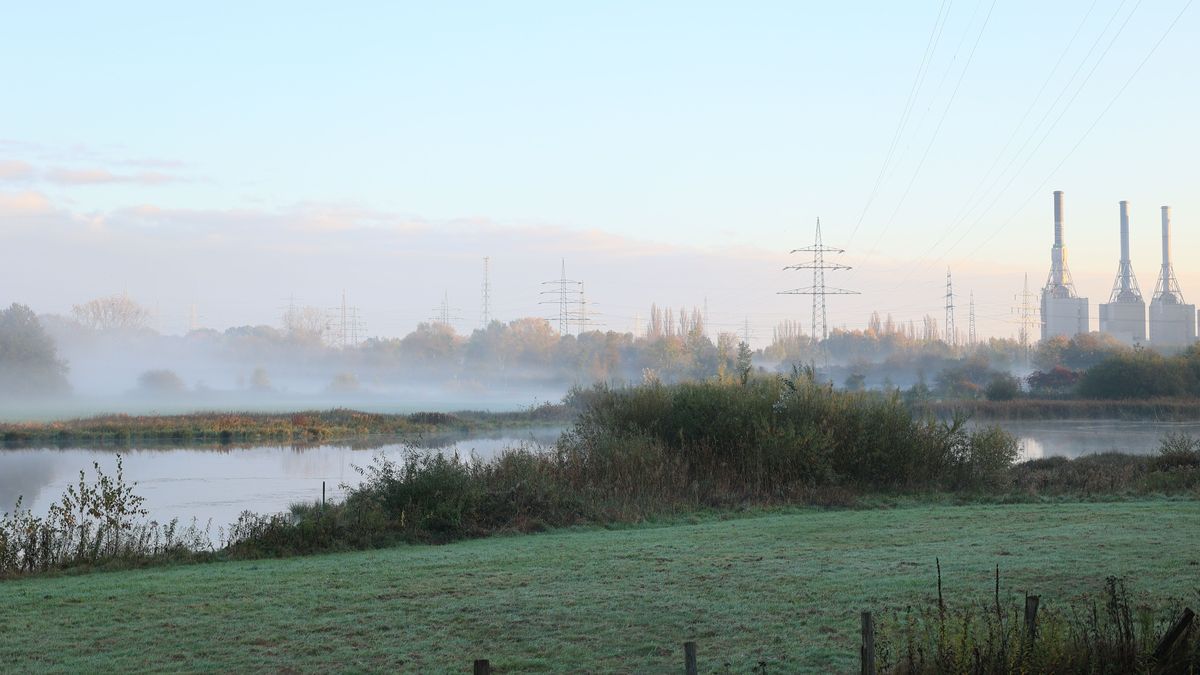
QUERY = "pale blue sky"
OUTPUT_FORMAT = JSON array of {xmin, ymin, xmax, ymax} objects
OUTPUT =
[{"xmin": 1, "ymin": 1, "xmax": 1197, "ymax": 341}]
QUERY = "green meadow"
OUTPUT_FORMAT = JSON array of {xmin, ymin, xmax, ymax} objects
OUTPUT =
[{"xmin": 3, "ymin": 500, "xmax": 1197, "ymax": 672}]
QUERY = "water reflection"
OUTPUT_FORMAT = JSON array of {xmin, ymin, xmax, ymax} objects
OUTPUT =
[
  {"xmin": 978, "ymin": 420, "xmax": 1200, "ymax": 460},
  {"xmin": 0, "ymin": 427, "xmax": 563, "ymax": 528},
  {"xmin": 5, "ymin": 420, "xmax": 1197, "ymax": 526}
]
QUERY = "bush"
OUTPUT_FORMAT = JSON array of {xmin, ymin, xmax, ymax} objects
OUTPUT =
[
  {"xmin": 1154, "ymin": 432, "xmax": 1200, "ymax": 470},
  {"xmin": 137, "ymin": 369, "xmax": 186, "ymax": 394},
  {"xmin": 985, "ymin": 373, "xmax": 1020, "ymax": 401},
  {"xmin": 0, "ymin": 457, "xmax": 207, "ymax": 576},
  {"xmin": 1078, "ymin": 350, "xmax": 1188, "ymax": 399}
]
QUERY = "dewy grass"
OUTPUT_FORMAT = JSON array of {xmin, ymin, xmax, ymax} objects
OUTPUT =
[
  {"xmin": 2, "ymin": 502, "xmax": 1199, "ymax": 672},
  {"xmin": 5, "ymin": 376, "xmax": 1200, "ymax": 577}
]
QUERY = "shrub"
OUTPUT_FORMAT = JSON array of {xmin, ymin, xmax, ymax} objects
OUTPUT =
[
  {"xmin": 0, "ymin": 457, "xmax": 207, "ymax": 576},
  {"xmin": 1154, "ymin": 432, "xmax": 1200, "ymax": 470},
  {"xmin": 984, "ymin": 373, "xmax": 1020, "ymax": 401},
  {"xmin": 137, "ymin": 369, "xmax": 186, "ymax": 394}
]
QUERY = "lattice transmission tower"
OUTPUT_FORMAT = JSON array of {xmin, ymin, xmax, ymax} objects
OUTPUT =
[
  {"xmin": 1013, "ymin": 273, "xmax": 1038, "ymax": 364},
  {"xmin": 944, "ymin": 268, "xmax": 956, "ymax": 347},
  {"xmin": 327, "ymin": 290, "xmax": 366, "ymax": 348},
  {"xmin": 779, "ymin": 218, "xmax": 858, "ymax": 341},
  {"xmin": 968, "ymin": 292, "xmax": 977, "ymax": 346},
  {"xmin": 540, "ymin": 259, "xmax": 584, "ymax": 336},
  {"xmin": 429, "ymin": 290, "xmax": 463, "ymax": 329},
  {"xmin": 481, "ymin": 257, "xmax": 492, "ymax": 328}
]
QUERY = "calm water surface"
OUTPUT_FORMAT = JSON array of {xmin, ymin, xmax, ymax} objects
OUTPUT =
[
  {"xmin": 0, "ymin": 427, "xmax": 563, "ymax": 528},
  {"xmin": 983, "ymin": 419, "xmax": 1200, "ymax": 460},
  {"xmin": 4, "ymin": 420, "xmax": 1199, "ymax": 526}
]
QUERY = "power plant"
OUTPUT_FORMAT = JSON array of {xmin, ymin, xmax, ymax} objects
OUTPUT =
[
  {"xmin": 1148, "ymin": 206, "xmax": 1196, "ymax": 346},
  {"xmin": 1098, "ymin": 201, "xmax": 1145, "ymax": 344},
  {"xmin": 1039, "ymin": 192, "xmax": 1195, "ymax": 348},
  {"xmin": 1040, "ymin": 191, "xmax": 1089, "ymax": 340}
]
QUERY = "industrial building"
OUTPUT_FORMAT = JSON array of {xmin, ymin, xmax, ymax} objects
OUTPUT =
[
  {"xmin": 1098, "ymin": 201, "xmax": 1146, "ymax": 344},
  {"xmin": 1041, "ymin": 191, "xmax": 1089, "ymax": 340},
  {"xmin": 1149, "ymin": 206, "xmax": 1196, "ymax": 346}
]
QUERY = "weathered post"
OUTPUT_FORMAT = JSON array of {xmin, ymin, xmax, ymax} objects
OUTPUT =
[
  {"xmin": 473, "ymin": 658, "xmax": 491, "ymax": 675},
  {"xmin": 1153, "ymin": 607, "xmax": 1195, "ymax": 662},
  {"xmin": 1024, "ymin": 595, "xmax": 1040, "ymax": 640},
  {"xmin": 861, "ymin": 611, "xmax": 875, "ymax": 675},
  {"xmin": 322, "ymin": 481, "xmax": 326, "ymax": 510},
  {"xmin": 684, "ymin": 641, "xmax": 698, "ymax": 675}
]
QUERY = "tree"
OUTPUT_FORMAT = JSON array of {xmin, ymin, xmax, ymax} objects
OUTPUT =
[
  {"xmin": 1025, "ymin": 366, "xmax": 1082, "ymax": 397},
  {"xmin": 71, "ymin": 294, "xmax": 150, "ymax": 332},
  {"xmin": 281, "ymin": 305, "xmax": 327, "ymax": 344},
  {"xmin": 327, "ymin": 372, "xmax": 360, "ymax": 393},
  {"xmin": 844, "ymin": 372, "xmax": 866, "ymax": 391},
  {"xmin": 250, "ymin": 367, "xmax": 273, "ymax": 392},
  {"xmin": 736, "ymin": 341, "xmax": 753, "ymax": 385},
  {"xmin": 0, "ymin": 304, "xmax": 70, "ymax": 396},
  {"xmin": 984, "ymin": 373, "xmax": 1020, "ymax": 401},
  {"xmin": 137, "ymin": 369, "xmax": 186, "ymax": 394}
]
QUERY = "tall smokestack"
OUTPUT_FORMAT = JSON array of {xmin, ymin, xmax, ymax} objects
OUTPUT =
[
  {"xmin": 1054, "ymin": 190, "xmax": 1064, "ymax": 247},
  {"xmin": 1119, "ymin": 201, "xmax": 1130, "ymax": 264},
  {"xmin": 1049, "ymin": 190, "xmax": 1067, "ymax": 288},
  {"xmin": 1162, "ymin": 205, "xmax": 1172, "ymax": 268},
  {"xmin": 1153, "ymin": 204, "xmax": 1183, "ymax": 304}
]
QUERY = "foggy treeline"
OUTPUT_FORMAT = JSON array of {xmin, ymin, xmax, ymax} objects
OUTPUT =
[{"xmin": 0, "ymin": 294, "xmax": 1183, "ymax": 416}]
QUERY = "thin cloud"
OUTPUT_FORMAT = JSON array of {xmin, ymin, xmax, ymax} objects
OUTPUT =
[
  {"xmin": 0, "ymin": 190, "xmax": 54, "ymax": 214},
  {"xmin": 45, "ymin": 168, "xmax": 183, "ymax": 186},
  {"xmin": 0, "ymin": 160, "xmax": 35, "ymax": 182}
]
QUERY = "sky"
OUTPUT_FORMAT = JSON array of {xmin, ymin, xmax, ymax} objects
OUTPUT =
[{"xmin": 1, "ymin": 0, "xmax": 1197, "ymax": 344}]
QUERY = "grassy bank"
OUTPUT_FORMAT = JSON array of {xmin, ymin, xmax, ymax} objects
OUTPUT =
[
  {"xmin": 3, "ymin": 501, "xmax": 1198, "ymax": 672},
  {"xmin": 915, "ymin": 397, "xmax": 1200, "ymax": 420},
  {"xmin": 0, "ymin": 404, "xmax": 569, "ymax": 446}
]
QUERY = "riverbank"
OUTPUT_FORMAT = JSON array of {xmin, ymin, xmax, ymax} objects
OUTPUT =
[
  {"xmin": 0, "ymin": 404, "xmax": 570, "ymax": 446},
  {"xmin": 3, "ymin": 501, "xmax": 1196, "ymax": 672},
  {"xmin": 915, "ymin": 397, "xmax": 1200, "ymax": 420}
]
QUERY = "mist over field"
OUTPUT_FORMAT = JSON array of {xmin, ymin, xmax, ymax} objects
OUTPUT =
[{"xmin": 4, "ymin": 289, "xmax": 1181, "ymax": 421}]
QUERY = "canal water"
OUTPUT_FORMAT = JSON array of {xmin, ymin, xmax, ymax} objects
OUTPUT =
[
  {"xmin": 3, "ymin": 420, "xmax": 1198, "ymax": 527},
  {"xmin": 0, "ymin": 427, "xmax": 563, "ymax": 529}
]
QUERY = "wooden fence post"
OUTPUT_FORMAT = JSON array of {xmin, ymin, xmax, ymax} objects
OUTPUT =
[
  {"xmin": 861, "ymin": 611, "xmax": 875, "ymax": 675},
  {"xmin": 1024, "ymin": 595, "xmax": 1040, "ymax": 640},
  {"xmin": 473, "ymin": 658, "xmax": 491, "ymax": 675},
  {"xmin": 684, "ymin": 641, "xmax": 698, "ymax": 675},
  {"xmin": 1153, "ymin": 607, "xmax": 1195, "ymax": 662}
]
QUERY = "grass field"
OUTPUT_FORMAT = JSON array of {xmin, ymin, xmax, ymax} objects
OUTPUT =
[{"xmin": 2, "ymin": 501, "xmax": 1198, "ymax": 672}]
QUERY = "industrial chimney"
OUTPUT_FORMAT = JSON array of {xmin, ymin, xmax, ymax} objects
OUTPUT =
[
  {"xmin": 1149, "ymin": 204, "xmax": 1196, "ymax": 345},
  {"xmin": 1154, "ymin": 205, "xmax": 1182, "ymax": 304},
  {"xmin": 1120, "ymin": 201, "xmax": 1130, "ymax": 269},
  {"xmin": 1049, "ymin": 190, "xmax": 1067, "ymax": 288},
  {"xmin": 1041, "ymin": 191, "xmax": 1088, "ymax": 340},
  {"xmin": 1099, "ymin": 201, "xmax": 1145, "ymax": 343}
]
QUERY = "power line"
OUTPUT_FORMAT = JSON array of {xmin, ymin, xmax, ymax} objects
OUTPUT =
[
  {"xmin": 961, "ymin": 0, "xmax": 1190, "ymax": 261},
  {"xmin": 905, "ymin": 0, "xmax": 1103, "ymax": 271},
  {"xmin": 908, "ymin": 0, "xmax": 1151, "ymax": 276},
  {"xmin": 848, "ymin": 0, "xmax": 955, "ymax": 245},
  {"xmin": 859, "ymin": 0, "xmax": 998, "ymax": 261}
]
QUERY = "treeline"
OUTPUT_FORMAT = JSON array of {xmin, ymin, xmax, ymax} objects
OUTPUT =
[
  {"xmin": 6, "ymin": 293, "xmax": 1198, "ymax": 401},
  {"xmin": 1079, "ymin": 346, "xmax": 1200, "ymax": 399}
]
